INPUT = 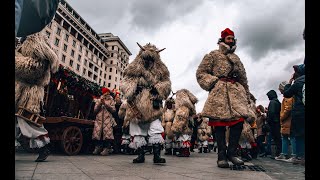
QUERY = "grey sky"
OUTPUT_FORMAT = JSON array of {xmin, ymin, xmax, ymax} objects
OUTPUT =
[{"xmin": 66, "ymin": 0, "xmax": 305, "ymax": 112}]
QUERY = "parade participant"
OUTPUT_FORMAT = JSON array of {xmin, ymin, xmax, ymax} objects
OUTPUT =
[
  {"xmin": 120, "ymin": 42, "xmax": 171, "ymax": 163},
  {"xmin": 15, "ymin": 32, "xmax": 59, "ymax": 162},
  {"xmin": 92, "ymin": 87, "xmax": 117, "ymax": 156},
  {"xmin": 171, "ymin": 89, "xmax": 198, "ymax": 157},
  {"xmin": 197, "ymin": 117, "xmax": 212, "ymax": 153},
  {"xmin": 118, "ymin": 99, "xmax": 134, "ymax": 155},
  {"xmin": 161, "ymin": 96, "xmax": 176, "ymax": 155},
  {"xmin": 196, "ymin": 28, "xmax": 255, "ymax": 168}
]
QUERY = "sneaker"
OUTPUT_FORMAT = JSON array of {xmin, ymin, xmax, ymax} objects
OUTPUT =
[
  {"xmin": 275, "ymin": 154, "xmax": 287, "ymax": 161},
  {"xmin": 285, "ymin": 157, "xmax": 297, "ymax": 163}
]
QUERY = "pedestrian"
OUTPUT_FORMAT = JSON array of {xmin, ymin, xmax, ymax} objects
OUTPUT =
[
  {"xmin": 92, "ymin": 87, "xmax": 117, "ymax": 156},
  {"xmin": 15, "ymin": 32, "xmax": 59, "ymax": 162},
  {"xmin": 112, "ymin": 91, "xmax": 123, "ymax": 154},
  {"xmin": 283, "ymin": 64, "xmax": 305, "ymax": 165},
  {"xmin": 275, "ymin": 81, "xmax": 297, "ymax": 162},
  {"xmin": 196, "ymin": 28, "xmax": 256, "ymax": 168},
  {"xmin": 120, "ymin": 42, "xmax": 171, "ymax": 163},
  {"xmin": 266, "ymin": 90, "xmax": 282, "ymax": 158}
]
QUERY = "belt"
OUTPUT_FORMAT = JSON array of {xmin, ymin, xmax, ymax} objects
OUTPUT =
[{"xmin": 219, "ymin": 77, "xmax": 237, "ymax": 83}]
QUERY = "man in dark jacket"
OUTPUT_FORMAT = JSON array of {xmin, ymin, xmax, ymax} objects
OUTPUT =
[
  {"xmin": 283, "ymin": 64, "xmax": 305, "ymax": 164},
  {"xmin": 266, "ymin": 90, "xmax": 282, "ymax": 157}
]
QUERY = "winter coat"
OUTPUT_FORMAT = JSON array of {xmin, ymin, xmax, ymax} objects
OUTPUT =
[
  {"xmin": 92, "ymin": 94, "xmax": 117, "ymax": 140},
  {"xmin": 196, "ymin": 42, "xmax": 254, "ymax": 122},
  {"xmin": 283, "ymin": 75, "xmax": 305, "ymax": 137},
  {"xmin": 15, "ymin": 32, "xmax": 59, "ymax": 114},
  {"xmin": 120, "ymin": 43, "xmax": 171, "ymax": 124},
  {"xmin": 256, "ymin": 112, "xmax": 267, "ymax": 137},
  {"xmin": 266, "ymin": 90, "xmax": 281, "ymax": 124},
  {"xmin": 280, "ymin": 97, "xmax": 294, "ymax": 135},
  {"xmin": 171, "ymin": 89, "xmax": 198, "ymax": 135},
  {"xmin": 197, "ymin": 118, "xmax": 212, "ymax": 142}
]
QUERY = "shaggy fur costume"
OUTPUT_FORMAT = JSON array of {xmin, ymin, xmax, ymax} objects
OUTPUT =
[
  {"xmin": 171, "ymin": 89, "xmax": 198, "ymax": 135},
  {"xmin": 15, "ymin": 32, "xmax": 59, "ymax": 114},
  {"xmin": 197, "ymin": 117, "xmax": 212, "ymax": 142},
  {"xmin": 120, "ymin": 43, "xmax": 171, "ymax": 124},
  {"xmin": 196, "ymin": 42, "xmax": 254, "ymax": 122},
  {"xmin": 161, "ymin": 98, "xmax": 176, "ymax": 139}
]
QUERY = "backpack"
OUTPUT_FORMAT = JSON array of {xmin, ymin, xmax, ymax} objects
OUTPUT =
[{"xmin": 302, "ymin": 83, "xmax": 305, "ymax": 105}]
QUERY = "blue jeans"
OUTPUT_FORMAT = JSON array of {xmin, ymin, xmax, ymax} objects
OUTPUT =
[
  {"xmin": 295, "ymin": 136, "xmax": 305, "ymax": 158},
  {"xmin": 15, "ymin": 0, "xmax": 24, "ymax": 37},
  {"xmin": 281, "ymin": 135, "xmax": 296, "ymax": 156}
]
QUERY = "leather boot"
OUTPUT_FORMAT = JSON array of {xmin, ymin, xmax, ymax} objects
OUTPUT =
[
  {"xmin": 215, "ymin": 126, "xmax": 229, "ymax": 168},
  {"xmin": 198, "ymin": 147, "xmax": 203, "ymax": 153},
  {"xmin": 35, "ymin": 145, "xmax": 50, "ymax": 162},
  {"xmin": 93, "ymin": 146, "xmax": 102, "ymax": 155},
  {"xmin": 227, "ymin": 122, "xmax": 244, "ymax": 165},
  {"xmin": 203, "ymin": 147, "xmax": 208, "ymax": 153},
  {"xmin": 133, "ymin": 147, "xmax": 145, "ymax": 163},
  {"xmin": 165, "ymin": 148, "xmax": 172, "ymax": 155},
  {"xmin": 153, "ymin": 143, "xmax": 166, "ymax": 163}
]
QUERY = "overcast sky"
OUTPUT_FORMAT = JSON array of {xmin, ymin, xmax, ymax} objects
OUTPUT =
[{"xmin": 66, "ymin": 0, "xmax": 305, "ymax": 113}]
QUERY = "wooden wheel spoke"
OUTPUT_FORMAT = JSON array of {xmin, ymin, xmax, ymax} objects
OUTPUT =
[{"xmin": 61, "ymin": 126, "xmax": 83, "ymax": 155}]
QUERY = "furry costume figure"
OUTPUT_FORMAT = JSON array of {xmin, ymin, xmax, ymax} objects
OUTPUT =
[
  {"xmin": 120, "ymin": 42, "xmax": 171, "ymax": 163},
  {"xmin": 197, "ymin": 117, "xmax": 212, "ymax": 153},
  {"xmin": 196, "ymin": 28, "xmax": 254, "ymax": 168},
  {"xmin": 118, "ymin": 100, "xmax": 134, "ymax": 155},
  {"xmin": 171, "ymin": 89, "xmax": 198, "ymax": 157},
  {"xmin": 15, "ymin": 32, "xmax": 58, "ymax": 162},
  {"xmin": 161, "ymin": 97, "xmax": 176, "ymax": 155}
]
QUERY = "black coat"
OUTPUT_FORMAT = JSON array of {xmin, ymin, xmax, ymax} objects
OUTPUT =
[
  {"xmin": 266, "ymin": 90, "xmax": 281, "ymax": 124},
  {"xmin": 283, "ymin": 75, "xmax": 305, "ymax": 137}
]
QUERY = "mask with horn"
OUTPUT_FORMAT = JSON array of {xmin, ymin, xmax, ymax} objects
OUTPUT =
[{"xmin": 136, "ymin": 42, "xmax": 166, "ymax": 68}]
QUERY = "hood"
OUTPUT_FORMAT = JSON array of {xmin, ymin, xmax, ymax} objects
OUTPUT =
[
  {"xmin": 295, "ymin": 75, "xmax": 305, "ymax": 84},
  {"xmin": 266, "ymin": 90, "xmax": 278, "ymax": 100}
]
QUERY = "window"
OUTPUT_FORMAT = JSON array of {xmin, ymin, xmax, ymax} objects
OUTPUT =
[
  {"xmin": 115, "ymin": 77, "xmax": 117, "ymax": 82},
  {"xmin": 112, "ymin": 46, "xmax": 114, "ymax": 50},
  {"xmin": 69, "ymin": 59, "xmax": 73, "ymax": 67},
  {"xmin": 54, "ymin": 38, "xmax": 59, "ymax": 46},
  {"xmin": 109, "ymin": 68, "xmax": 112, "ymax": 72},
  {"xmin": 108, "ymin": 83, "xmax": 111, "ymax": 87},
  {"xmin": 78, "ymin": 55, "xmax": 81, "ymax": 62},
  {"xmin": 111, "ymin": 53, "xmax": 114, "ymax": 57},
  {"xmin": 76, "ymin": 64, "xmax": 80, "ymax": 71},
  {"xmin": 84, "ymin": 59, "xmax": 88, "ymax": 66},
  {"xmin": 89, "ymin": 62, "xmax": 93, "ymax": 69},
  {"xmin": 71, "ymin": 50, "xmax": 74, "ymax": 57},
  {"xmin": 61, "ymin": 54, "xmax": 66, "ymax": 62},
  {"xmin": 64, "ymin": 34, "xmax": 69, "ymax": 42},
  {"xmin": 85, "ymin": 50, "xmax": 88, "ymax": 56},
  {"xmin": 63, "ymin": 44, "xmax": 67, "ymax": 52},
  {"xmin": 79, "ymin": 45, "xmax": 82, "ymax": 52},
  {"xmin": 110, "ymin": 60, "xmax": 113, "ymax": 64},
  {"xmin": 103, "ymin": 81, "xmax": 106, "ymax": 86},
  {"xmin": 94, "ymin": 66, "xmax": 98, "ymax": 72},
  {"xmin": 56, "ymin": 27, "xmax": 61, "ymax": 36},
  {"xmin": 83, "ymin": 68, "xmax": 87, "ymax": 75},
  {"xmin": 99, "ymin": 71, "xmax": 102, "ymax": 76},
  {"xmin": 88, "ymin": 71, "xmax": 93, "ymax": 78},
  {"xmin": 114, "ymin": 85, "xmax": 116, "ymax": 89},
  {"xmin": 104, "ymin": 74, "xmax": 106, "ymax": 79},
  {"xmin": 72, "ymin": 40, "xmax": 76, "ymax": 47},
  {"xmin": 108, "ymin": 75, "xmax": 111, "ymax": 80},
  {"xmin": 99, "ymin": 79, "xmax": 101, "ymax": 84},
  {"xmin": 93, "ymin": 74, "xmax": 97, "ymax": 81},
  {"xmin": 116, "ymin": 70, "xmax": 117, "ymax": 74}
]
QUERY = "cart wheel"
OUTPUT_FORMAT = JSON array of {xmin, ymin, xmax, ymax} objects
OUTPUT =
[{"xmin": 61, "ymin": 126, "xmax": 83, "ymax": 155}]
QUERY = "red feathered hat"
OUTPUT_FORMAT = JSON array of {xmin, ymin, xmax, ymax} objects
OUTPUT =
[
  {"xmin": 101, "ymin": 87, "xmax": 110, "ymax": 95},
  {"xmin": 221, "ymin": 28, "xmax": 234, "ymax": 38}
]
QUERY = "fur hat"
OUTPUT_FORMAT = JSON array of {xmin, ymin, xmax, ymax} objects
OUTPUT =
[
  {"xmin": 221, "ymin": 28, "xmax": 234, "ymax": 38},
  {"xmin": 278, "ymin": 81, "xmax": 287, "ymax": 91}
]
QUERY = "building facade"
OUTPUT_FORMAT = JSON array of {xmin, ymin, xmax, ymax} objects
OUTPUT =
[{"xmin": 42, "ymin": 0, "xmax": 131, "ymax": 90}]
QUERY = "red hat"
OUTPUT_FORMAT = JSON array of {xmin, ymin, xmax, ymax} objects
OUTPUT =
[
  {"xmin": 221, "ymin": 28, "xmax": 234, "ymax": 38},
  {"xmin": 101, "ymin": 87, "xmax": 110, "ymax": 94}
]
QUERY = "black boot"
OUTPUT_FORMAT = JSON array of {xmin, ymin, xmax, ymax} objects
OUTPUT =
[
  {"xmin": 215, "ymin": 126, "xmax": 229, "ymax": 168},
  {"xmin": 153, "ymin": 143, "xmax": 166, "ymax": 163},
  {"xmin": 227, "ymin": 122, "xmax": 244, "ymax": 165},
  {"xmin": 172, "ymin": 148, "xmax": 178, "ymax": 155},
  {"xmin": 35, "ymin": 145, "xmax": 50, "ymax": 162},
  {"xmin": 133, "ymin": 147, "xmax": 145, "ymax": 163},
  {"xmin": 165, "ymin": 148, "xmax": 172, "ymax": 155},
  {"xmin": 198, "ymin": 147, "xmax": 203, "ymax": 153},
  {"xmin": 203, "ymin": 147, "xmax": 208, "ymax": 153}
]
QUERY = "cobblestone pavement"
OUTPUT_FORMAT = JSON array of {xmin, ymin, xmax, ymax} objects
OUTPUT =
[{"xmin": 15, "ymin": 148, "xmax": 306, "ymax": 180}]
